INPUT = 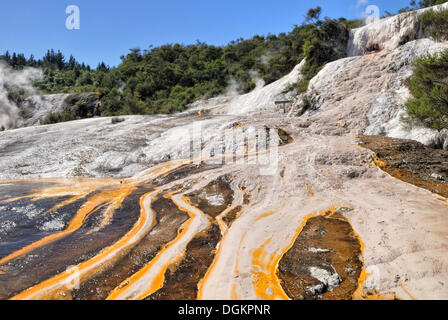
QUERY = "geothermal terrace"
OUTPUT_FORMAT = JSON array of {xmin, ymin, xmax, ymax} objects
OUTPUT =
[{"xmin": 0, "ymin": 5, "xmax": 447, "ymax": 300}]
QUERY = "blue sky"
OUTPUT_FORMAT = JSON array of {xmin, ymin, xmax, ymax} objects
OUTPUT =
[{"xmin": 0, "ymin": 0, "xmax": 411, "ymax": 67}]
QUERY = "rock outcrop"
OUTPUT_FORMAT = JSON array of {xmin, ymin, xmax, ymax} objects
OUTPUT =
[
  {"xmin": 17, "ymin": 94, "xmax": 70, "ymax": 127},
  {"xmin": 304, "ymin": 3, "xmax": 448, "ymax": 149},
  {"xmin": 347, "ymin": 2, "xmax": 448, "ymax": 56},
  {"xmin": 17, "ymin": 92, "xmax": 100, "ymax": 127}
]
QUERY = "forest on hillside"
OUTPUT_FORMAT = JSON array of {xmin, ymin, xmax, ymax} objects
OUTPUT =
[{"xmin": 0, "ymin": 0, "xmax": 446, "ymax": 124}]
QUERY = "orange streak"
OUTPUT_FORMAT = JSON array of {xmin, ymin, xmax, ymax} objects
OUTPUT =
[
  {"xmin": 108, "ymin": 217, "xmax": 194, "ymax": 300},
  {"xmin": 197, "ymin": 204, "xmax": 242, "ymax": 300},
  {"xmin": 230, "ymin": 283, "xmax": 241, "ymax": 300},
  {"xmin": 0, "ymin": 185, "xmax": 134, "ymax": 266},
  {"xmin": 250, "ymin": 207, "xmax": 338, "ymax": 300},
  {"xmin": 301, "ymin": 184, "xmax": 316, "ymax": 203},
  {"xmin": 373, "ymin": 157, "xmax": 387, "ymax": 170},
  {"xmin": 215, "ymin": 205, "xmax": 232, "ymax": 235},
  {"xmin": 44, "ymin": 194, "xmax": 87, "ymax": 215},
  {"xmin": 0, "ymin": 178, "xmax": 126, "ymax": 204},
  {"xmin": 251, "ymin": 237, "xmax": 290, "ymax": 300},
  {"xmin": 107, "ymin": 195, "xmax": 207, "ymax": 300},
  {"xmin": 9, "ymin": 161, "xmax": 189, "ymax": 300},
  {"xmin": 11, "ymin": 190, "xmax": 157, "ymax": 300},
  {"xmin": 400, "ymin": 283, "xmax": 416, "ymax": 300},
  {"xmin": 255, "ymin": 211, "xmax": 275, "ymax": 222},
  {"xmin": 349, "ymin": 215, "xmax": 395, "ymax": 300}
]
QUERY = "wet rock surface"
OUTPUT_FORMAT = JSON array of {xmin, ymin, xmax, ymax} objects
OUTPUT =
[
  {"xmin": 188, "ymin": 175, "xmax": 233, "ymax": 217},
  {"xmin": 0, "ymin": 183, "xmax": 147, "ymax": 299},
  {"xmin": 278, "ymin": 208, "xmax": 363, "ymax": 300},
  {"xmin": 359, "ymin": 135, "xmax": 448, "ymax": 197},
  {"xmin": 72, "ymin": 190, "xmax": 189, "ymax": 300},
  {"xmin": 147, "ymin": 176, "xmax": 236, "ymax": 300},
  {"xmin": 147, "ymin": 222, "xmax": 221, "ymax": 300}
]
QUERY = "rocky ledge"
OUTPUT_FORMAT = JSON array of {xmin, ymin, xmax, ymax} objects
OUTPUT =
[{"xmin": 359, "ymin": 135, "xmax": 448, "ymax": 198}]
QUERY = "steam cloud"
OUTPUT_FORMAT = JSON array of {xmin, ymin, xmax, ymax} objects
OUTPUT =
[
  {"xmin": 223, "ymin": 71, "xmax": 266, "ymax": 98},
  {"xmin": 221, "ymin": 49, "xmax": 278, "ymax": 98},
  {"xmin": 0, "ymin": 63, "xmax": 42, "ymax": 130},
  {"xmin": 257, "ymin": 49, "xmax": 278, "ymax": 66}
]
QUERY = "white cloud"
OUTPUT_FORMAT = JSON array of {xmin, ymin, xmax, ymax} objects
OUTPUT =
[{"xmin": 356, "ymin": 0, "xmax": 369, "ymax": 7}]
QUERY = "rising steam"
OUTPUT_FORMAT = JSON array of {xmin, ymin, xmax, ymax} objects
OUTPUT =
[
  {"xmin": 0, "ymin": 63, "xmax": 42, "ymax": 130},
  {"xmin": 223, "ymin": 71, "xmax": 266, "ymax": 98}
]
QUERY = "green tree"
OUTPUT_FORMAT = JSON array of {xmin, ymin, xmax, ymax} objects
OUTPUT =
[
  {"xmin": 304, "ymin": 6, "xmax": 322, "ymax": 24},
  {"xmin": 418, "ymin": 0, "xmax": 448, "ymax": 8},
  {"xmin": 405, "ymin": 50, "xmax": 448, "ymax": 130},
  {"xmin": 419, "ymin": 7, "xmax": 448, "ymax": 41}
]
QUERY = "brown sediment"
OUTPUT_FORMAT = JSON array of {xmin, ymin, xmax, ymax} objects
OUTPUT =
[
  {"xmin": 277, "ymin": 208, "xmax": 364, "ymax": 300},
  {"xmin": 277, "ymin": 128, "xmax": 294, "ymax": 146},
  {"xmin": 147, "ymin": 176, "xmax": 235, "ymax": 300},
  {"xmin": 257, "ymin": 126, "xmax": 294, "ymax": 146},
  {"xmin": 0, "ymin": 194, "xmax": 83, "ymax": 257},
  {"xmin": 146, "ymin": 222, "xmax": 221, "ymax": 300},
  {"xmin": 187, "ymin": 175, "xmax": 234, "ymax": 217},
  {"xmin": 359, "ymin": 135, "xmax": 448, "ymax": 198},
  {"xmin": 151, "ymin": 163, "xmax": 220, "ymax": 188},
  {"xmin": 222, "ymin": 205, "xmax": 242, "ymax": 229},
  {"xmin": 106, "ymin": 194, "xmax": 211, "ymax": 300},
  {"xmin": 71, "ymin": 190, "xmax": 189, "ymax": 300},
  {"xmin": 301, "ymin": 185, "xmax": 315, "ymax": 203}
]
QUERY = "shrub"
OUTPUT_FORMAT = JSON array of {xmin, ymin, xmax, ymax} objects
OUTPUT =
[
  {"xmin": 40, "ymin": 111, "xmax": 77, "ymax": 125},
  {"xmin": 111, "ymin": 117, "xmax": 125, "ymax": 124},
  {"xmin": 19, "ymin": 107, "xmax": 33, "ymax": 119},
  {"xmin": 299, "ymin": 18, "xmax": 350, "ymax": 92},
  {"xmin": 404, "ymin": 50, "xmax": 448, "ymax": 130},
  {"xmin": 419, "ymin": 8, "xmax": 448, "ymax": 41}
]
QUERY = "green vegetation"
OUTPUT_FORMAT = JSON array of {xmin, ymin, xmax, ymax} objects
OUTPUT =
[
  {"xmin": 0, "ymin": 7, "xmax": 356, "ymax": 120},
  {"xmin": 40, "ymin": 111, "xmax": 77, "ymax": 125},
  {"xmin": 111, "ymin": 117, "xmax": 125, "ymax": 124},
  {"xmin": 40, "ymin": 95, "xmax": 101, "ymax": 125},
  {"xmin": 419, "ymin": 7, "xmax": 448, "ymax": 41},
  {"xmin": 404, "ymin": 50, "xmax": 448, "ymax": 130},
  {"xmin": 385, "ymin": 0, "xmax": 447, "ymax": 16},
  {"xmin": 299, "ymin": 17, "xmax": 351, "ymax": 93},
  {"xmin": 418, "ymin": 0, "xmax": 448, "ymax": 7},
  {"xmin": 399, "ymin": 0, "xmax": 448, "ymax": 130},
  {"xmin": 1, "ymin": 2, "xmax": 445, "ymax": 126}
]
